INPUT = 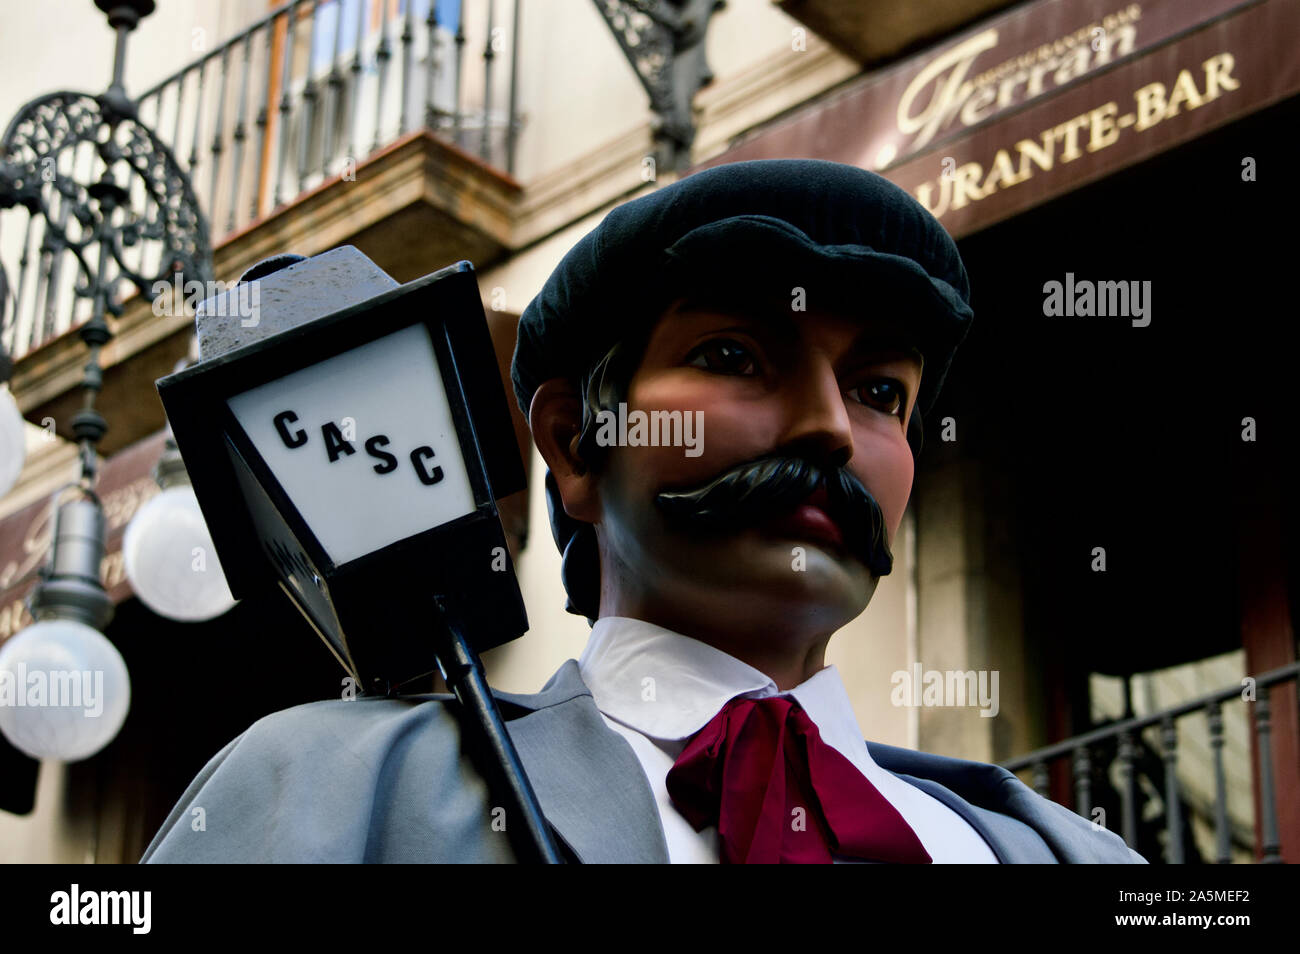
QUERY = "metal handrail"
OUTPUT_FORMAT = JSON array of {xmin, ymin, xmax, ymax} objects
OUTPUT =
[
  {"xmin": 134, "ymin": 1, "xmax": 302, "ymax": 103},
  {"xmin": 1003, "ymin": 660, "xmax": 1300, "ymax": 769},
  {"xmin": 1001, "ymin": 659, "xmax": 1298, "ymax": 863}
]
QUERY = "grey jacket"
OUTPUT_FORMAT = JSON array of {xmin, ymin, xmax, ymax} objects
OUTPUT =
[{"xmin": 141, "ymin": 658, "xmax": 1147, "ymax": 863}]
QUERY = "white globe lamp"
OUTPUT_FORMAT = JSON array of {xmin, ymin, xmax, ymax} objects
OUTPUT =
[
  {"xmin": 123, "ymin": 475, "xmax": 237, "ymax": 622},
  {"xmin": 0, "ymin": 617, "xmax": 130, "ymax": 761},
  {"xmin": 1, "ymin": 486, "xmax": 130, "ymax": 761}
]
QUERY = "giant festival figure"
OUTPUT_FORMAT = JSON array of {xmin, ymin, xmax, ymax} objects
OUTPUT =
[{"xmin": 142, "ymin": 159, "xmax": 1147, "ymax": 864}]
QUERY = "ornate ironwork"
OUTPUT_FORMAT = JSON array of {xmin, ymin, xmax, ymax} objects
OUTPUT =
[
  {"xmin": 0, "ymin": 90, "xmax": 213, "ymax": 318},
  {"xmin": 592, "ymin": 0, "xmax": 725, "ymax": 171},
  {"xmin": 0, "ymin": 0, "xmax": 211, "ymax": 494}
]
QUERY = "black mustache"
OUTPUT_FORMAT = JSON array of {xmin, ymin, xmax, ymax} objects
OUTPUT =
[{"xmin": 653, "ymin": 455, "xmax": 893, "ymax": 576}]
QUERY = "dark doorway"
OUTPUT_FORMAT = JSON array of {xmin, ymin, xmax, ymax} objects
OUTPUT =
[{"xmin": 942, "ymin": 93, "xmax": 1299, "ymax": 680}]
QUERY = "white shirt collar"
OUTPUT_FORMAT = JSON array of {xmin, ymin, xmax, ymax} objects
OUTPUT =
[
  {"xmin": 577, "ymin": 616, "xmax": 880, "ymax": 778},
  {"xmin": 576, "ymin": 616, "xmax": 1005, "ymax": 863}
]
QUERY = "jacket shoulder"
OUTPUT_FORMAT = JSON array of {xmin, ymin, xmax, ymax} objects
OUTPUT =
[
  {"xmin": 1000, "ymin": 780, "xmax": 1149, "ymax": 863},
  {"xmin": 140, "ymin": 695, "xmax": 510, "ymax": 863}
]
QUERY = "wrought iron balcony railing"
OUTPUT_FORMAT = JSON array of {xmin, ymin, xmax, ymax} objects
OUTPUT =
[
  {"xmin": 1001, "ymin": 660, "xmax": 1299, "ymax": 863},
  {"xmin": 2, "ymin": 0, "xmax": 520, "ymax": 367}
]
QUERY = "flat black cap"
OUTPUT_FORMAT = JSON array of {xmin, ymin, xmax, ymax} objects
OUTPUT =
[{"xmin": 511, "ymin": 158, "xmax": 974, "ymax": 428}]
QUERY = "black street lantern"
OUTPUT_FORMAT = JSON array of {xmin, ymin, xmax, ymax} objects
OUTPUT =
[
  {"xmin": 155, "ymin": 247, "xmax": 558, "ymax": 861},
  {"xmin": 156, "ymin": 246, "xmax": 528, "ymax": 690}
]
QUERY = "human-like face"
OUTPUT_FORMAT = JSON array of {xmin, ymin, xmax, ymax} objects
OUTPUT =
[{"xmin": 590, "ymin": 297, "xmax": 923, "ymax": 652}]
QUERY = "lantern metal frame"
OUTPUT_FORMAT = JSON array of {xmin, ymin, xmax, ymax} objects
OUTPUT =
[{"xmin": 155, "ymin": 258, "xmax": 528, "ymax": 696}]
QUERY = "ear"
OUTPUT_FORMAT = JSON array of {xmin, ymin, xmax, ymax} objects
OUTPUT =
[{"xmin": 528, "ymin": 377, "xmax": 602, "ymax": 524}]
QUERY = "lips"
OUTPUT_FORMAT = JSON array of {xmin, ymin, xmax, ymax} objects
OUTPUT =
[{"xmin": 760, "ymin": 483, "xmax": 845, "ymax": 550}]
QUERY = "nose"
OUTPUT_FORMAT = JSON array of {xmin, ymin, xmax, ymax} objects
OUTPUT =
[{"xmin": 774, "ymin": 351, "xmax": 853, "ymax": 470}]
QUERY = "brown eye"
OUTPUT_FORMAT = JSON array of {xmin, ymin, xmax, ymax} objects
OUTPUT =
[
  {"xmin": 686, "ymin": 339, "xmax": 758, "ymax": 376},
  {"xmin": 847, "ymin": 378, "xmax": 905, "ymax": 416}
]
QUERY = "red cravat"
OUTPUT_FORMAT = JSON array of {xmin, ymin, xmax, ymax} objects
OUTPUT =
[{"xmin": 666, "ymin": 695, "xmax": 933, "ymax": 864}]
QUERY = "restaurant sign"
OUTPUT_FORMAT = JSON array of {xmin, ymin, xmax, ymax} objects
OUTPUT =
[{"xmin": 704, "ymin": 0, "xmax": 1298, "ymax": 236}]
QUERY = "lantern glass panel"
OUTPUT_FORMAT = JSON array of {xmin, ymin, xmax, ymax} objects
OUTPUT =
[{"xmin": 225, "ymin": 323, "xmax": 476, "ymax": 567}]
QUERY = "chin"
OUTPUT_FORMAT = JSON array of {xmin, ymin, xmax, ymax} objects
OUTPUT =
[
  {"xmin": 707, "ymin": 536, "xmax": 876, "ymax": 621},
  {"xmin": 774, "ymin": 559, "xmax": 874, "ymax": 616}
]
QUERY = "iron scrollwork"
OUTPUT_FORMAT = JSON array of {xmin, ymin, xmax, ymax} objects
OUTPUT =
[
  {"xmin": 0, "ymin": 90, "xmax": 213, "ymax": 322},
  {"xmin": 592, "ymin": 0, "xmax": 725, "ymax": 172}
]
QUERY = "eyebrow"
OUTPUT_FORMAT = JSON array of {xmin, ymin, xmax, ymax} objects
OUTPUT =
[
  {"xmin": 674, "ymin": 299, "xmax": 798, "ymax": 344},
  {"xmin": 841, "ymin": 328, "xmax": 924, "ymax": 369},
  {"xmin": 675, "ymin": 300, "xmax": 922, "ymax": 369}
]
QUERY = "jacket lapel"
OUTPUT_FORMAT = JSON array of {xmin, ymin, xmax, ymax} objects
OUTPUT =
[
  {"xmin": 866, "ymin": 740, "xmax": 1056, "ymax": 862},
  {"xmin": 493, "ymin": 659, "xmax": 670, "ymax": 863},
  {"xmin": 887, "ymin": 772, "xmax": 1057, "ymax": 862},
  {"xmin": 866, "ymin": 740, "xmax": 1140, "ymax": 862}
]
